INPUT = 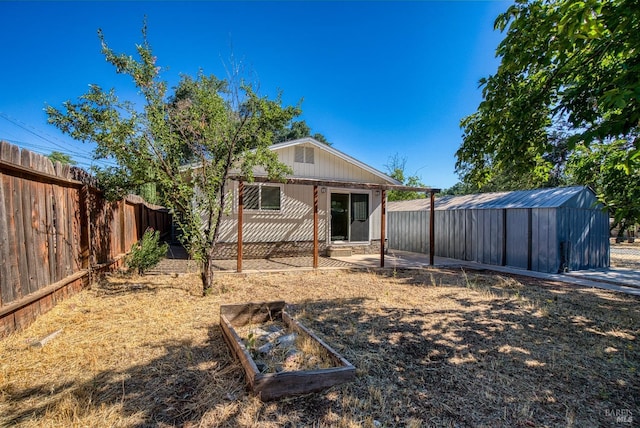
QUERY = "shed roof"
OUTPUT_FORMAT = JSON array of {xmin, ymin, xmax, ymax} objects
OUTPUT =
[{"xmin": 387, "ymin": 186, "xmax": 601, "ymax": 211}]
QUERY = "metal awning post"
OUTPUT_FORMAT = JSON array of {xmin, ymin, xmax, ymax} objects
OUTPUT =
[
  {"xmin": 237, "ymin": 181, "xmax": 243, "ymax": 273},
  {"xmin": 380, "ymin": 189, "xmax": 386, "ymax": 268},
  {"xmin": 226, "ymin": 176, "xmax": 441, "ymax": 269},
  {"xmin": 429, "ymin": 190, "xmax": 435, "ymax": 266},
  {"xmin": 313, "ymin": 185, "xmax": 319, "ymax": 269}
]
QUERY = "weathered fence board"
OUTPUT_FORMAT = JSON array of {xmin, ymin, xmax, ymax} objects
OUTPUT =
[
  {"xmin": 68, "ymin": 165, "xmax": 81, "ymax": 273},
  {"xmin": 20, "ymin": 149, "xmax": 38, "ymax": 294},
  {"xmin": 1, "ymin": 144, "xmax": 19, "ymax": 304},
  {"xmin": 0, "ymin": 156, "xmax": 9, "ymax": 306},
  {"xmin": 0, "ymin": 141, "xmax": 171, "ymax": 337},
  {"xmin": 10, "ymin": 144, "xmax": 28, "ymax": 299}
]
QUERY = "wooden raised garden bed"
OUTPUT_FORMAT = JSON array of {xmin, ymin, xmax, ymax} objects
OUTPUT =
[{"xmin": 220, "ymin": 301, "xmax": 355, "ymax": 401}]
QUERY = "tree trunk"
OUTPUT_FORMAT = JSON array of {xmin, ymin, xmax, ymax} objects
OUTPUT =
[
  {"xmin": 201, "ymin": 256, "xmax": 214, "ymax": 296},
  {"xmin": 200, "ymin": 244, "xmax": 218, "ymax": 296},
  {"xmin": 615, "ymin": 220, "xmax": 628, "ymax": 244},
  {"xmin": 201, "ymin": 183, "xmax": 228, "ymax": 296}
]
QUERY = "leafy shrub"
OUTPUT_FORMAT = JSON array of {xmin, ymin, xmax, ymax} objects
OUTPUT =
[{"xmin": 126, "ymin": 229, "xmax": 168, "ymax": 274}]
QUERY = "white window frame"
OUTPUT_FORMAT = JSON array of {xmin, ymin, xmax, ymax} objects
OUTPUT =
[
  {"xmin": 326, "ymin": 189, "xmax": 372, "ymax": 244},
  {"xmin": 240, "ymin": 182, "xmax": 284, "ymax": 213}
]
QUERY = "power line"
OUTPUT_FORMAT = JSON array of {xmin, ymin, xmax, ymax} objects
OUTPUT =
[
  {"xmin": 0, "ymin": 112, "xmax": 96, "ymax": 159},
  {"xmin": 0, "ymin": 112, "xmax": 73, "ymax": 150},
  {"xmin": 0, "ymin": 136, "xmax": 94, "ymax": 160},
  {"xmin": 0, "ymin": 138, "xmax": 114, "ymax": 170},
  {"xmin": 0, "ymin": 112, "xmax": 107, "ymax": 168}
]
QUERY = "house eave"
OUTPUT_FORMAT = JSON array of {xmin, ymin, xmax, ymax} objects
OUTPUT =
[
  {"xmin": 229, "ymin": 174, "xmax": 439, "ymax": 193},
  {"xmin": 269, "ymin": 137, "xmax": 402, "ymax": 186}
]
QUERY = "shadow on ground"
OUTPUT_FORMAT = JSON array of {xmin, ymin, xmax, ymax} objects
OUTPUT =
[{"xmin": 3, "ymin": 269, "xmax": 639, "ymax": 427}]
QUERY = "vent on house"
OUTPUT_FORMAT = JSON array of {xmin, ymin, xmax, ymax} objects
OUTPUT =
[{"xmin": 294, "ymin": 146, "xmax": 314, "ymax": 164}]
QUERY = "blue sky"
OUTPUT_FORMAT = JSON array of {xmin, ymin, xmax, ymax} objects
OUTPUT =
[{"xmin": 0, "ymin": 1, "xmax": 508, "ymax": 190}]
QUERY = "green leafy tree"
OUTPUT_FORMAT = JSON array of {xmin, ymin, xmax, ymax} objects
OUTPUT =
[
  {"xmin": 385, "ymin": 153, "xmax": 427, "ymax": 201},
  {"xmin": 47, "ymin": 151, "xmax": 77, "ymax": 166},
  {"xmin": 273, "ymin": 119, "xmax": 331, "ymax": 145},
  {"xmin": 439, "ymin": 181, "xmax": 475, "ymax": 196},
  {"xmin": 457, "ymin": 0, "xmax": 639, "ymax": 191},
  {"xmin": 455, "ymin": 121, "xmax": 571, "ymax": 193},
  {"xmin": 566, "ymin": 139, "xmax": 640, "ymax": 235},
  {"xmin": 47, "ymin": 25, "xmax": 299, "ymax": 294}
]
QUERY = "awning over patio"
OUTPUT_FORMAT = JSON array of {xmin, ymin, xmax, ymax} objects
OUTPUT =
[{"xmin": 229, "ymin": 175, "xmax": 440, "ymax": 272}]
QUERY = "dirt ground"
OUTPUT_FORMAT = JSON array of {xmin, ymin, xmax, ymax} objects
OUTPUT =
[
  {"xmin": 611, "ymin": 241, "xmax": 640, "ymax": 270},
  {"xmin": 0, "ymin": 268, "xmax": 638, "ymax": 427}
]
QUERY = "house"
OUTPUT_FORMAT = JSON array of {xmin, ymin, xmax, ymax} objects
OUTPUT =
[
  {"xmin": 213, "ymin": 137, "xmax": 431, "ymax": 261},
  {"xmin": 387, "ymin": 186, "xmax": 610, "ymax": 273}
]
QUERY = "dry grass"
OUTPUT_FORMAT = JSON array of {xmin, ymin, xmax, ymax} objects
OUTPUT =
[
  {"xmin": 610, "ymin": 254, "xmax": 640, "ymax": 270},
  {"xmin": 1, "ymin": 268, "xmax": 638, "ymax": 427},
  {"xmin": 610, "ymin": 242, "xmax": 640, "ymax": 270}
]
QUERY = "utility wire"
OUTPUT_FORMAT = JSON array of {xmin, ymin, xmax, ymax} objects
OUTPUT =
[
  {"xmin": 0, "ymin": 112, "xmax": 113, "ymax": 168},
  {"xmin": 0, "ymin": 112, "xmax": 75, "ymax": 149},
  {"xmin": 0, "ymin": 136, "xmax": 95, "ymax": 161}
]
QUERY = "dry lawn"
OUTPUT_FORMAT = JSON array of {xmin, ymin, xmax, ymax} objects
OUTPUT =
[
  {"xmin": 611, "ymin": 242, "xmax": 640, "ymax": 270},
  {"xmin": 0, "ymin": 268, "xmax": 638, "ymax": 427}
]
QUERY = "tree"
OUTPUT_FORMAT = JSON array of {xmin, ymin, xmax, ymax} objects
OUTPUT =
[
  {"xmin": 47, "ymin": 151, "xmax": 77, "ymax": 166},
  {"xmin": 47, "ymin": 25, "xmax": 299, "ymax": 294},
  {"xmin": 272, "ymin": 119, "xmax": 331, "ymax": 145},
  {"xmin": 384, "ymin": 153, "xmax": 427, "ymax": 201},
  {"xmin": 457, "ymin": 0, "xmax": 639, "ymax": 190},
  {"xmin": 566, "ymin": 139, "xmax": 640, "ymax": 235},
  {"xmin": 439, "ymin": 181, "xmax": 475, "ymax": 196},
  {"xmin": 455, "ymin": 119, "xmax": 572, "ymax": 193}
]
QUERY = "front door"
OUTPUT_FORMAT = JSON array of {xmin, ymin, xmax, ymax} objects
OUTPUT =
[
  {"xmin": 350, "ymin": 193, "xmax": 369, "ymax": 242},
  {"xmin": 330, "ymin": 193, "xmax": 349, "ymax": 241},
  {"xmin": 330, "ymin": 192, "xmax": 370, "ymax": 242}
]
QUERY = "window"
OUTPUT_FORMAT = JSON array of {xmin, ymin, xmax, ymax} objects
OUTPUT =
[
  {"xmin": 244, "ymin": 184, "xmax": 281, "ymax": 211},
  {"xmin": 294, "ymin": 146, "xmax": 314, "ymax": 164}
]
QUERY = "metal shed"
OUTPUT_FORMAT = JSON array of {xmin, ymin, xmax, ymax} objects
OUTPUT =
[{"xmin": 387, "ymin": 186, "xmax": 610, "ymax": 273}]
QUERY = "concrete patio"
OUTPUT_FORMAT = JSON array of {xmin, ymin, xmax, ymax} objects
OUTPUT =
[{"xmin": 148, "ymin": 245, "xmax": 640, "ymax": 296}]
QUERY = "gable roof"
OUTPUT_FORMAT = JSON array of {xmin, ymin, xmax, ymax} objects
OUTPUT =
[
  {"xmin": 388, "ymin": 186, "xmax": 601, "ymax": 211},
  {"xmin": 269, "ymin": 137, "xmax": 401, "ymax": 185}
]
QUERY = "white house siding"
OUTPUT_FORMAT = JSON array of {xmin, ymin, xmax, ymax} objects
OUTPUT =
[
  {"xmin": 214, "ymin": 184, "xmax": 384, "ymax": 259},
  {"xmin": 217, "ymin": 182, "xmax": 384, "ymax": 244},
  {"xmin": 211, "ymin": 140, "xmax": 395, "ymax": 259},
  {"xmin": 216, "ymin": 182, "xmax": 324, "ymax": 242},
  {"xmin": 272, "ymin": 143, "xmax": 391, "ymax": 184}
]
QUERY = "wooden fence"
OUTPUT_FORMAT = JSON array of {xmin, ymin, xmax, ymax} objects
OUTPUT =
[{"xmin": 0, "ymin": 141, "xmax": 171, "ymax": 337}]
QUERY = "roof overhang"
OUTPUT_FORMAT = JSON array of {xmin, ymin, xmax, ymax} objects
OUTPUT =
[{"xmin": 229, "ymin": 174, "xmax": 440, "ymax": 193}]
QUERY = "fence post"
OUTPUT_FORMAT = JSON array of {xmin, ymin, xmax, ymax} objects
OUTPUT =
[
  {"xmin": 313, "ymin": 185, "xmax": 318, "ymax": 269},
  {"xmin": 237, "ymin": 181, "xmax": 243, "ymax": 273},
  {"xmin": 430, "ymin": 190, "xmax": 435, "ymax": 266},
  {"xmin": 79, "ymin": 185, "xmax": 91, "ymax": 270},
  {"xmin": 120, "ymin": 199, "xmax": 126, "ymax": 254},
  {"xmin": 380, "ymin": 189, "xmax": 386, "ymax": 268}
]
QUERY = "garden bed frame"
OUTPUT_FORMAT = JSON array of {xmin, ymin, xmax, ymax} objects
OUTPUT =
[{"xmin": 220, "ymin": 301, "xmax": 355, "ymax": 401}]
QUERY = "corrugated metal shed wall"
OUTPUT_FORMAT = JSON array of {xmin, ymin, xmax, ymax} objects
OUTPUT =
[
  {"xmin": 387, "ymin": 186, "xmax": 610, "ymax": 273},
  {"xmin": 559, "ymin": 207, "xmax": 610, "ymax": 271},
  {"xmin": 531, "ymin": 208, "xmax": 558, "ymax": 273},
  {"xmin": 505, "ymin": 209, "xmax": 529, "ymax": 269},
  {"xmin": 388, "ymin": 211, "xmax": 429, "ymax": 254}
]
